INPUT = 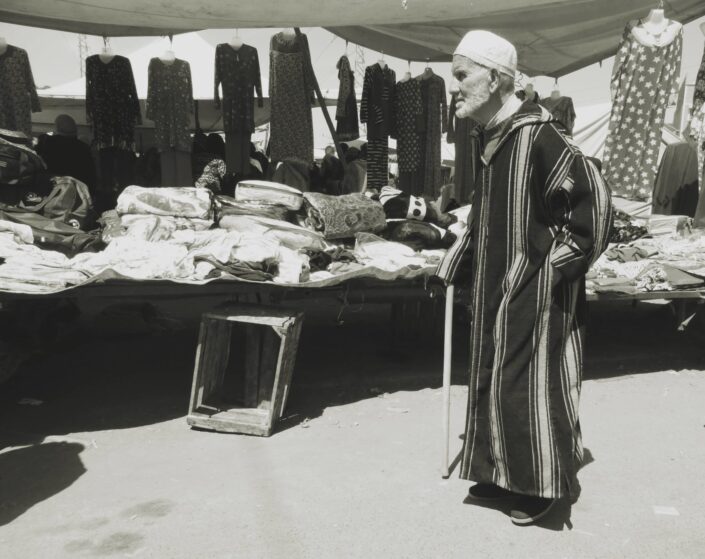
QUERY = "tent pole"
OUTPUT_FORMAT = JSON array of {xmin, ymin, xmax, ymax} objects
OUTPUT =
[{"xmin": 294, "ymin": 27, "xmax": 344, "ymax": 162}]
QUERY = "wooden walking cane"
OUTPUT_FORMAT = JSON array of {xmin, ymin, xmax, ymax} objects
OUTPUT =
[{"xmin": 441, "ymin": 284, "xmax": 455, "ymax": 478}]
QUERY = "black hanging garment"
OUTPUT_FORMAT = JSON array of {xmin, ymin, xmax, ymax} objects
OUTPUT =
[
  {"xmin": 447, "ymin": 93, "xmax": 480, "ymax": 205},
  {"xmin": 0, "ymin": 45, "xmax": 41, "ymax": 136},
  {"xmin": 146, "ymin": 57, "xmax": 194, "ymax": 186},
  {"xmin": 335, "ymin": 55, "xmax": 359, "ymax": 141},
  {"xmin": 269, "ymin": 32, "xmax": 315, "ymax": 165},
  {"xmin": 414, "ymin": 71, "xmax": 447, "ymax": 198},
  {"xmin": 539, "ymin": 96, "xmax": 576, "ymax": 135},
  {"xmin": 85, "ymin": 55, "xmax": 141, "ymax": 209},
  {"xmin": 395, "ymin": 79, "xmax": 423, "ymax": 194},
  {"xmin": 214, "ymin": 43, "xmax": 264, "ymax": 175},
  {"xmin": 360, "ymin": 63, "xmax": 396, "ymax": 191},
  {"xmin": 85, "ymin": 55, "xmax": 141, "ymax": 151}
]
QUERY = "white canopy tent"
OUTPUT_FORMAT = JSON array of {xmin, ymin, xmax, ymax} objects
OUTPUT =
[{"xmin": 2, "ymin": 0, "xmax": 705, "ymax": 76}]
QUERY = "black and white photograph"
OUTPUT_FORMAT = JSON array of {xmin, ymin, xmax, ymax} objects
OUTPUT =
[{"xmin": 1, "ymin": 1, "xmax": 705, "ymax": 557}]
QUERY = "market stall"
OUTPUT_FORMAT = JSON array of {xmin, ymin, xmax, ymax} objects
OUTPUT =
[{"xmin": 2, "ymin": 4, "xmax": 705, "ymax": 444}]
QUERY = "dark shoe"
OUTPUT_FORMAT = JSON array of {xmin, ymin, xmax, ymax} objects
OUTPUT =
[
  {"xmin": 510, "ymin": 496, "xmax": 556, "ymax": 525},
  {"xmin": 467, "ymin": 483, "xmax": 516, "ymax": 501}
]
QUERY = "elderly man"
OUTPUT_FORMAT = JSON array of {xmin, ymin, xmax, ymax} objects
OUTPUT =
[{"xmin": 437, "ymin": 31, "xmax": 612, "ymax": 525}]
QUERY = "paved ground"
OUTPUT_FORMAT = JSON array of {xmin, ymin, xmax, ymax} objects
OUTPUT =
[{"xmin": 1, "ymin": 298, "xmax": 704, "ymax": 558}]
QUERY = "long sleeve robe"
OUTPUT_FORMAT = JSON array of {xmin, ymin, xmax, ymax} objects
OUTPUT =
[{"xmin": 436, "ymin": 102, "xmax": 612, "ymax": 499}]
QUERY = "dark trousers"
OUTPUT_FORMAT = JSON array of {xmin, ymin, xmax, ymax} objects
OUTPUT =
[{"xmin": 160, "ymin": 148, "xmax": 193, "ymax": 186}]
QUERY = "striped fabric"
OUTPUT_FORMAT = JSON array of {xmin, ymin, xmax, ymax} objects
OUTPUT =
[
  {"xmin": 438, "ymin": 102, "xmax": 612, "ymax": 499},
  {"xmin": 367, "ymin": 138, "xmax": 389, "ymax": 190}
]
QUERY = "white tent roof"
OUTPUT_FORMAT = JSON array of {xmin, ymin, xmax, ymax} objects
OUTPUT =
[{"xmin": 3, "ymin": 0, "xmax": 705, "ymax": 77}]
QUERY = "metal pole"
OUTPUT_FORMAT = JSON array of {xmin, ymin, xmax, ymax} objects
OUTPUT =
[{"xmin": 442, "ymin": 284, "xmax": 455, "ymax": 478}]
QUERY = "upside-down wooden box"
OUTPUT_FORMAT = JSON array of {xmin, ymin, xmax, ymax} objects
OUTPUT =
[{"xmin": 187, "ymin": 304, "xmax": 304, "ymax": 437}]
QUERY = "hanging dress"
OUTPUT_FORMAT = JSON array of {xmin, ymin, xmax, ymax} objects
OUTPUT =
[
  {"xmin": 395, "ymin": 79, "xmax": 423, "ymax": 194},
  {"xmin": 335, "ymin": 55, "xmax": 359, "ymax": 141},
  {"xmin": 86, "ymin": 55, "xmax": 142, "ymax": 150},
  {"xmin": 0, "ymin": 45, "xmax": 41, "ymax": 137},
  {"xmin": 414, "ymin": 72, "xmax": 447, "ymax": 198},
  {"xmin": 602, "ymin": 20, "xmax": 682, "ymax": 201},
  {"xmin": 360, "ymin": 63, "xmax": 396, "ymax": 190},
  {"xmin": 268, "ymin": 32, "xmax": 314, "ymax": 164}
]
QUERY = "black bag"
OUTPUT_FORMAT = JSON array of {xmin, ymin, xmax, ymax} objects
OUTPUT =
[{"xmin": 0, "ymin": 128, "xmax": 46, "ymax": 186}]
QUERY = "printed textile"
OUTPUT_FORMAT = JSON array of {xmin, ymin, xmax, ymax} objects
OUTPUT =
[
  {"xmin": 395, "ymin": 79, "xmax": 423, "ymax": 174},
  {"xmin": 0, "ymin": 46, "xmax": 41, "ymax": 136},
  {"xmin": 214, "ymin": 44, "xmax": 263, "ymax": 134},
  {"xmin": 146, "ymin": 58, "xmax": 194, "ymax": 152},
  {"xmin": 360, "ymin": 63, "xmax": 396, "ymax": 140},
  {"xmin": 690, "ymin": 45, "xmax": 705, "ymax": 124},
  {"xmin": 436, "ymin": 102, "xmax": 613, "ymax": 499},
  {"xmin": 692, "ymin": 104, "xmax": 705, "ymax": 227},
  {"xmin": 86, "ymin": 55, "xmax": 142, "ymax": 150},
  {"xmin": 335, "ymin": 55, "xmax": 359, "ymax": 141},
  {"xmin": 602, "ymin": 22, "xmax": 682, "ymax": 201},
  {"xmin": 302, "ymin": 192, "xmax": 386, "ymax": 240},
  {"xmin": 367, "ymin": 138, "xmax": 389, "ymax": 191},
  {"xmin": 268, "ymin": 32, "xmax": 314, "ymax": 163},
  {"xmin": 415, "ymin": 72, "xmax": 448, "ymax": 198}
]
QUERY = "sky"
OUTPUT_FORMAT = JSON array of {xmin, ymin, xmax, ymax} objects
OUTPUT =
[{"xmin": 1, "ymin": 17, "xmax": 704, "ymax": 107}]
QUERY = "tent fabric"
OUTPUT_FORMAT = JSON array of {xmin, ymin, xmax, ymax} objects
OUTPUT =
[
  {"xmin": 328, "ymin": 0, "xmax": 705, "ymax": 77},
  {"xmin": 3, "ymin": 0, "xmax": 705, "ymax": 76}
]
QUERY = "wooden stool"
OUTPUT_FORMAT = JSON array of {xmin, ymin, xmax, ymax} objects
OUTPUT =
[{"xmin": 187, "ymin": 304, "xmax": 304, "ymax": 436}]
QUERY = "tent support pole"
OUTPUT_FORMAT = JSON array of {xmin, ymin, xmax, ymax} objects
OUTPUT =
[{"xmin": 294, "ymin": 27, "xmax": 344, "ymax": 161}]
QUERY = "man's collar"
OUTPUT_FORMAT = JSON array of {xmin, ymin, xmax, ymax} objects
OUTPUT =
[{"xmin": 485, "ymin": 94, "xmax": 523, "ymax": 130}]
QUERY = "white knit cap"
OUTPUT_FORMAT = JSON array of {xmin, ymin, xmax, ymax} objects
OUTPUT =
[{"xmin": 454, "ymin": 30, "xmax": 517, "ymax": 78}]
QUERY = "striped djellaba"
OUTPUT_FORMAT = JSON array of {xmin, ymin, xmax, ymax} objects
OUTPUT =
[{"xmin": 437, "ymin": 102, "xmax": 613, "ymax": 500}]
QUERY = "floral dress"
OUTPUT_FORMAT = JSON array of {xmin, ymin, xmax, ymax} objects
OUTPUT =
[
  {"xmin": 86, "ymin": 55, "xmax": 142, "ymax": 150},
  {"xmin": 602, "ymin": 21, "xmax": 682, "ymax": 200},
  {"xmin": 146, "ymin": 58, "xmax": 193, "ymax": 152},
  {"xmin": 214, "ymin": 44, "xmax": 263, "ymax": 133},
  {"xmin": 395, "ymin": 79, "xmax": 423, "ymax": 173},
  {"xmin": 268, "ymin": 32, "xmax": 314, "ymax": 163},
  {"xmin": 0, "ymin": 46, "xmax": 41, "ymax": 136}
]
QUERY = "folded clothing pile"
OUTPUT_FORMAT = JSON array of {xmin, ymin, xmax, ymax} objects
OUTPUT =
[
  {"xmin": 647, "ymin": 214, "xmax": 692, "ymax": 237},
  {"xmin": 0, "ymin": 229, "xmax": 90, "ymax": 293},
  {"xmin": 302, "ymin": 192, "xmax": 386, "ymax": 240},
  {"xmin": 117, "ymin": 186, "xmax": 214, "ymax": 220},
  {"xmin": 235, "ymin": 180, "xmax": 303, "ymax": 210}
]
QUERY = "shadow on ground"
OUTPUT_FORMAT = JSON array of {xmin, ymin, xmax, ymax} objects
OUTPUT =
[
  {"xmin": 1, "ymin": 298, "xmax": 703, "ymax": 444},
  {"xmin": 0, "ymin": 442, "xmax": 86, "ymax": 526}
]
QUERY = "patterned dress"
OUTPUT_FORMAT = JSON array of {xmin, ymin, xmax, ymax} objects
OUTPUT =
[
  {"xmin": 395, "ymin": 79, "xmax": 423, "ymax": 173},
  {"xmin": 602, "ymin": 21, "xmax": 682, "ymax": 200},
  {"xmin": 214, "ymin": 44, "xmax": 263, "ymax": 133},
  {"xmin": 146, "ymin": 58, "xmax": 193, "ymax": 152},
  {"xmin": 416, "ymin": 72, "xmax": 448, "ymax": 198},
  {"xmin": 268, "ymin": 32, "xmax": 314, "ymax": 164},
  {"xmin": 690, "ymin": 45, "xmax": 705, "ymax": 122},
  {"xmin": 335, "ymin": 55, "xmax": 359, "ymax": 141},
  {"xmin": 0, "ymin": 45, "xmax": 41, "ymax": 136},
  {"xmin": 86, "ymin": 55, "xmax": 142, "ymax": 150},
  {"xmin": 360, "ymin": 63, "xmax": 396, "ymax": 190},
  {"xmin": 692, "ymin": 103, "xmax": 705, "ymax": 227}
]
